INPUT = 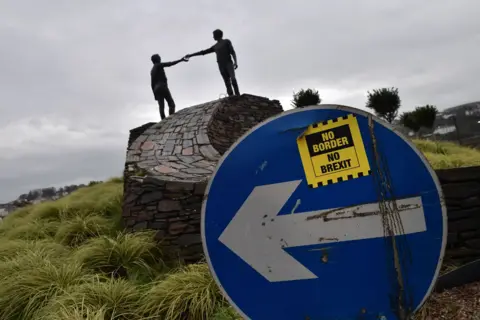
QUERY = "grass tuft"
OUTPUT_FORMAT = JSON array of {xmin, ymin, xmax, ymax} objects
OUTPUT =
[
  {"xmin": 0, "ymin": 259, "xmax": 92, "ymax": 320},
  {"xmin": 27, "ymin": 201, "xmax": 64, "ymax": 221},
  {"xmin": 55, "ymin": 213, "xmax": 115, "ymax": 247},
  {"xmin": 213, "ymin": 305, "xmax": 242, "ymax": 320},
  {"xmin": 139, "ymin": 263, "xmax": 226, "ymax": 320},
  {"xmin": 4, "ymin": 218, "xmax": 60, "ymax": 240},
  {"xmin": 0, "ymin": 239, "xmax": 68, "ymax": 262},
  {"xmin": 41, "ymin": 277, "xmax": 143, "ymax": 320},
  {"xmin": 39, "ymin": 305, "xmax": 109, "ymax": 320},
  {"xmin": 72, "ymin": 231, "xmax": 166, "ymax": 281}
]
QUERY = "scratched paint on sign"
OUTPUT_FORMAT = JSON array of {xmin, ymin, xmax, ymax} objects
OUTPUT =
[{"xmin": 297, "ymin": 114, "xmax": 371, "ymax": 188}]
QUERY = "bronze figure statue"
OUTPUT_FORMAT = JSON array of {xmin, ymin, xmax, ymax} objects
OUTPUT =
[
  {"xmin": 150, "ymin": 54, "xmax": 188, "ymax": 120},
  {"xmin": 185, "ymin": 29, "xmax": 240, "ymax": 97}
]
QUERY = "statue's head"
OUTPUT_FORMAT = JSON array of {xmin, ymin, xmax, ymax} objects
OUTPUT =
[
  {"xmin": 151, "ymin": 54, "xmax": 161, "ymax": 64},
  {"xmin": 213, "ymin": 29, "xmax": 223, "ymax": 41}
]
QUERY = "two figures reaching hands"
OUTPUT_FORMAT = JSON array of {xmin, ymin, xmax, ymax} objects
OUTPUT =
[{"xmin": 150, "ymin": 29, "xmax": 240, "ymax": 120}]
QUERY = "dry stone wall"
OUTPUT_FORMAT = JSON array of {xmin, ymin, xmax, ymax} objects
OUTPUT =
[
  {"xmin": 128, "ymin": 122, "xmax": 156, "ymax": 147},
  {"xmin": 207, "ymin": 100, "xmax": 281, "ymax": 155},
  {"xmin": 123, "ymin": 94, "xmax": 283, "ymax": 262},
  {"xmin": 438, "ymin": 166, "xmax": 480, "ymax": 265}
]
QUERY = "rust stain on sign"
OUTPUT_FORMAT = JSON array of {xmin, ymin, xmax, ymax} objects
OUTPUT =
[
  {"xmin": 306, "ymin": 202, "xmax": 421, "ymax": 222},
  {"xmin": 318, "ymin": 237, "xmax": 339, "ymax": 243}
]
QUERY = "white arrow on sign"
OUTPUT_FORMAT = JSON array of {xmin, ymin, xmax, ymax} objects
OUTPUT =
[{"xmin": 219, "ymin": 180, "xmax": 427, "ymax": 283}]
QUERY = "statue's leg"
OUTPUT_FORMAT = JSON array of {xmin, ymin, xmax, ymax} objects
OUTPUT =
[
  {"xmin": 164, "ymin": 87, "xmax": 176, "ymax": 116},
  {"xmin": 227, "ymin": 63, "xmax": 240, "ymax": 96},
  {"xmin": 158, "ymin": 99, "xmax": 166, "ymax": 120},
  {"xmin": 154, "ymin": 88, "xmax": 166, "ymax": 120},
  {"xmin": 219, "ymin": 64, "xmax": 234, "ymax": 96}
]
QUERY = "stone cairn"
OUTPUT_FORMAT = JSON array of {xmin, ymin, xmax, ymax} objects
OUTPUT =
[
  {"xmin": 123, "ymin": 94, "xmax": 283, "ymax": 262},
  {"xmin": 124, "ymin": 94, "xmax": 480, "ymax": 266}
]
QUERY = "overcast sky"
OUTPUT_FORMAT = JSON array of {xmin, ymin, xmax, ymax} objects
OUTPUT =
[{"xmin": 0, "ymin": 0, "xmax": 479, "ymax": 202}]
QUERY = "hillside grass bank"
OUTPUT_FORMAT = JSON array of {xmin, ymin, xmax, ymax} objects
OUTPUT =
[{"xmin": 0, "ymin": 139, "xmax": 479, "ymax": 319}]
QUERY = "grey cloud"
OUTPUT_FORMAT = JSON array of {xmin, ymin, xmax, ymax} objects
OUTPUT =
[{"xmin": 0, "ymin": 148, "xmax": 125, "ymax": 202}]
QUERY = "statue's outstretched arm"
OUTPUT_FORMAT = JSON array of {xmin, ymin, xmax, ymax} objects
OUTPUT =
[
  {"xmin": 186, "ymin": 46, "xmax": 214, "ymax": 58},
  {"xmin": 162, "ymin": 57, "xmax": 188, "ymax": 68}
]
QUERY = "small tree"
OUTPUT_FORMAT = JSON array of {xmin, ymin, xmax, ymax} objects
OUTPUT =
[
  {"xmin": 365, "ymin": 87, "xmax": 401, "ymax": 123},
  {"xmin": 400, "ymin": 112, "xmax": 420, "ymax": 133},
  {"xmin": 413, "ymin": 105, "xmax": 438, "ymax": 129},
  {"xmin": 63, "ymin": 185, "xmax": 78, "ymax": 193},
  {"xmin": 291, "ymin": 88, "xmax": 321, "ymax": 109},
  {"xmin": 41, "ymin": 187, "xmax": 56, "ymax": 197},
  {"xmin": 26, "ymin": 190, "xmax": 39, "ymax": 201}
]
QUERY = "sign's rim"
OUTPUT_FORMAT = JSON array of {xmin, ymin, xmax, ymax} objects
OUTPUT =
[{"xmin": 200, "ymin": 104, "xmax": 448, "ymax": 319}]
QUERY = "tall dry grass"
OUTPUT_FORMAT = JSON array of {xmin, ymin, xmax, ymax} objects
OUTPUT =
[{"xmin": 0, "ymin": 178, "xmax": 230, "ymax": 319}]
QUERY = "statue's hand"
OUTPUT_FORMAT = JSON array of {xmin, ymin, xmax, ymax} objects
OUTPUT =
[{"xmin": 233, "ymin": 63, "xmax": 238, "ymax": 70}]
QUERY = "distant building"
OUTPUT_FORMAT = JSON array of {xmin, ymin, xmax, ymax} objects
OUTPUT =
[
  {"xmin": 396, "ymin": 101, "xmax": 480, "ymax": 147},
  {"xmin": 437, "ymin": 101, "xmax": 480, "ymax": 139}
]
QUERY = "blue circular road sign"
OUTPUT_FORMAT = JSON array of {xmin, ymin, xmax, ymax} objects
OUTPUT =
[{"xmin": 201, "ymin": 105, "xmax": 447, "ymax": 320}]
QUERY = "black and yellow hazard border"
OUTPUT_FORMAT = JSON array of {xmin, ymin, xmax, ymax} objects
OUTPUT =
[{"xmin": 297, "ymin": 114, "xmax": 371, "ymax": 188}]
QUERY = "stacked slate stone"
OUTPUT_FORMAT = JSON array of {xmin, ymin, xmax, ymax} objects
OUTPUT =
[
  {"xmin": 438, "ymin": 166, "xmax": 480, "ymax": 265},
  {"xmin": 123, "ymin": 94, "xmax": 283, "ymax": 262}
]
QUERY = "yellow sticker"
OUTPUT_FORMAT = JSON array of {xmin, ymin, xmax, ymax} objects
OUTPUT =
[{"xmin": 297, "ymin": 114, "xmax": 371, "ymax": 188}]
